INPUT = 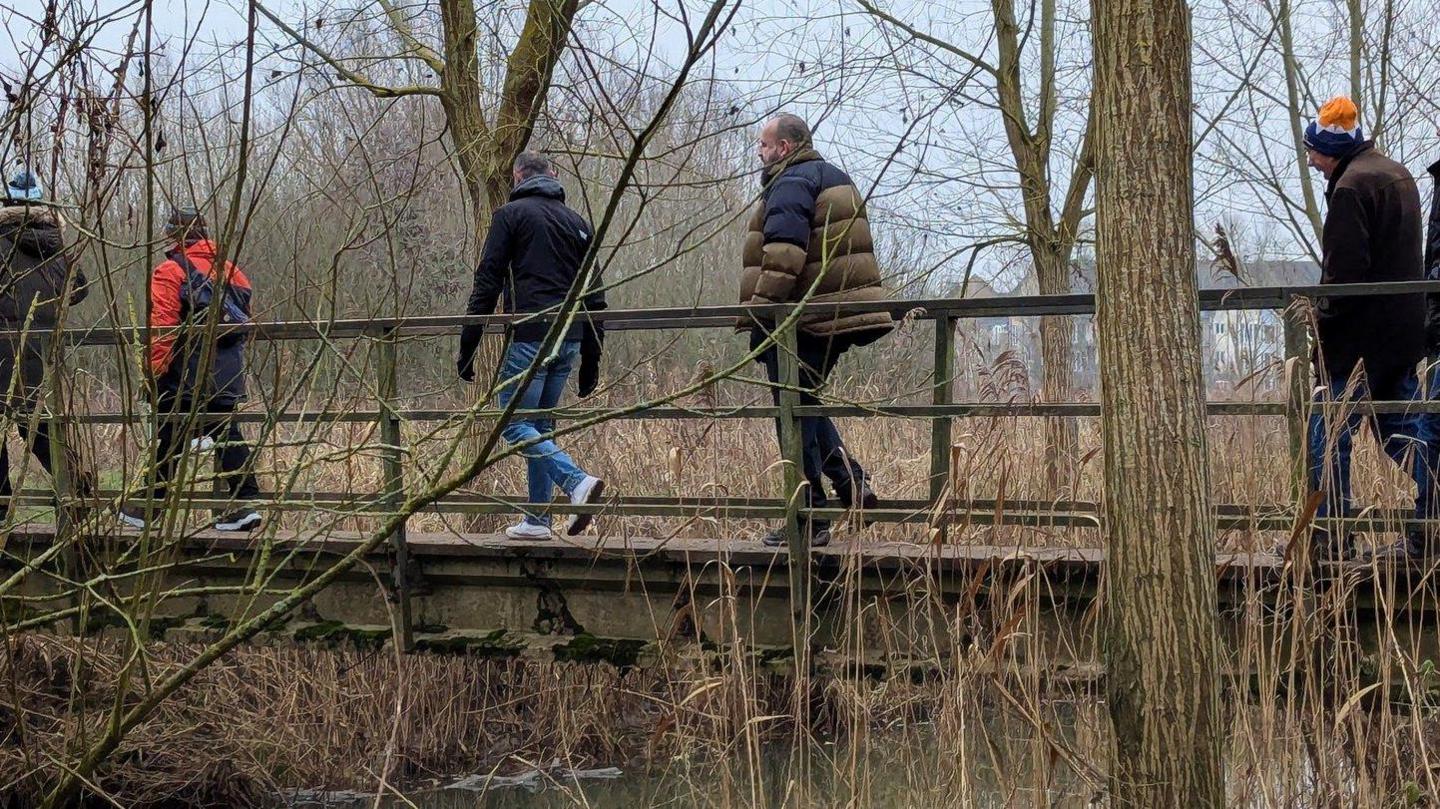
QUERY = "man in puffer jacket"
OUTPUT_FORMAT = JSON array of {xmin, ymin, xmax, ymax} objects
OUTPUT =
[
  {"xmin": 738, "ymin": 114, "xmax": 895, "ymax": 547},
  {"xmin": 0, "ymin": 169, "xmax": 92, "ymax": 521}
]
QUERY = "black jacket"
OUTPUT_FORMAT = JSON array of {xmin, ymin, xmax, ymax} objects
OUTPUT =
[
  {"xmin": 1315, "ymin": 142, "xmax": 1425, "ymax": 387},
  {"xmin": 1426, "ymin": 159, "xmax": 1440, "ymax": 358},
  {"xmin": 457, "ymin": 176, "xmax": 605, "ymax": 379},
  {"xmin": 0, "ymin": 204, "xmax": 86, "ymax": 411},
  {"xmin": 0, "ymin": 204, "xmax": 85, "ymax": 327}
]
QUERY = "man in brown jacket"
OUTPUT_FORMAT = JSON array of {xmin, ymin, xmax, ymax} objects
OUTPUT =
[
  {"xmin": 1302, "ymin": 96, "xmax": 1435, "ymax": 559},
  {"xmin": 740, "ymin": 113, "xmax": 894, "ymax": 547}
]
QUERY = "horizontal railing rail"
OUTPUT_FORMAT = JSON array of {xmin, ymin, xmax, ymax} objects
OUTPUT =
[{"xmin": 15, "ymin": 279, "xmax": 1440, "ymax": 345}]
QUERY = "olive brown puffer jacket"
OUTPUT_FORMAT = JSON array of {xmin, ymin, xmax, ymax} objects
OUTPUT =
[{"xmin": 738, "ymin": 148, "xmax": 894, "ymax": 345}]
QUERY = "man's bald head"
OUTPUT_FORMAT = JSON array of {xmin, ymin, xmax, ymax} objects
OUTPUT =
[{"xmin": 757, "ymin": 113, "xmax": 812, "ymax": 168}]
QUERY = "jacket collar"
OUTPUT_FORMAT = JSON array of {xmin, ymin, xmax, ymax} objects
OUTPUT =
[
  {"xmin": 760, "ymin": 147, "xmax": 823, "ymax": 185},
  {"xmin": 1325, "ymin": 140, "xmax": 1375, "ymax": 198},
  {"xmin": 171, "ymin": 239, "xmax": 222, "ymax": 269},
  {"xmin": 510, "ymin": 175, "xmax": 566, "ymax": 203}
]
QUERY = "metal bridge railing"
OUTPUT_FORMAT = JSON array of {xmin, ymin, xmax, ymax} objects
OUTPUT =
[{"xmin": 10, "ymin": 278, "xmax": 1440, "ymax": 648}]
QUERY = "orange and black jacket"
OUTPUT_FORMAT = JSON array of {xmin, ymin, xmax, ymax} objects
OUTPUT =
[{"xmin": 148, "ymin": 239, "xmax": 253, "ymax": 406}]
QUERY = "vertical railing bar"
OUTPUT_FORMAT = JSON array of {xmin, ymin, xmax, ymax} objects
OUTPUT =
[
  {"xmin": 1282, "ymin": 300, "xmax": 1310, "ymax": 510},
  {"xmin": 43, "ymin": 334, "xmax": 79, "ymax": 632},
  {"xmin": 777, "ymin": 322, "xmax": 806, "ymax": 591},
  {"xmin": 929, "ymin": 316, "xmax": 956, "ymax": 515},
  {"xmin": 376, "ymin": 326, "xmax": 413, "ymax": 652}
]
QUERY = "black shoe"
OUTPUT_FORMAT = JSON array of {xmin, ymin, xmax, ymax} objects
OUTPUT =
[
  {"xmin": 214, "ymin": 508, "xmax": 262, "ymax": 532},
  {"xmin": 760, "ymin": 525, "xmax": 831, "ymax": 547},
  {"xmin": 1400, "ymin": 527, "xmax": 1434, "ymax": 560},
  {"xmin": 118, "ymin": 505, "xmax": 150, "ymax": 530},
  {"xmin": 835, "ymin": 480, "xmax": 879, "ymax": 511}
]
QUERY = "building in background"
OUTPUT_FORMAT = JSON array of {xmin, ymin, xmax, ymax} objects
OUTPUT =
[{"xmin": 962, "ymin": 258, "xmax": 1319, "ymax": 396}]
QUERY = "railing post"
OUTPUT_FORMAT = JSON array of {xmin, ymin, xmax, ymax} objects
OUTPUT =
[
  {"xmin": 376, "ymin": 327, "xmax": 413, "ymax": 652},
  {"xmin": 42, "ymin": 334, "xmax": 80, "ymax": 631},
  {"xmin": 930, "ymin": 316, "xmax": 956, "ymax": 509},
  {"xmin": 1282, "ymin": 300, "xmax": 1310, "ymax": 507},
  {"xmin": 776, "ymin": 321, "xmax": 809, "ymax": 615}
]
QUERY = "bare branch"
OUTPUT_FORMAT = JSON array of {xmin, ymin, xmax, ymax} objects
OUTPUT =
[{"xmin": 255, "ymin": 2, "xmax": 443, "ymax": 99}]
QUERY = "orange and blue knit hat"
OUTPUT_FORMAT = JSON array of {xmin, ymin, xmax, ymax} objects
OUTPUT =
[{"xmin": 1303, "ymin": 96, "xmax": 1364, "ymax": 157}]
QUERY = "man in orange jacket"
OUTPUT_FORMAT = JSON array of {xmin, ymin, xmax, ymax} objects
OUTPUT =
[{"xmin": 120, "ymin": 207, "xmax": 261, "ymax": 531}]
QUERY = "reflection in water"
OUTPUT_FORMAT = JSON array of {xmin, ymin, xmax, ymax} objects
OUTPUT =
[{"xmin": 376, "ymin": 733, "xmax": 1097, "ymax": 809}]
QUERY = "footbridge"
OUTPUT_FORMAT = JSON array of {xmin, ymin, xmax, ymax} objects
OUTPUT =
[{"xmin": 6, "ymin": 281, "xmax": 1440, "ymax": 672}]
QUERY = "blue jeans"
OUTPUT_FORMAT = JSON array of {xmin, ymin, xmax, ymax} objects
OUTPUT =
[
  {"xmin": 1308, "ymin": 367, "xmax": 1438, "ymax": 525},
  {"xmin": 497, "ymin": 340, "xmax": 588, "ymax": 526}
]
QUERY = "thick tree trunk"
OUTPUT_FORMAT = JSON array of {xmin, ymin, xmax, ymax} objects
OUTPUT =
[{"xmin": 1090, "ymin": 0, "xmax": 1224, "ymax": 805}]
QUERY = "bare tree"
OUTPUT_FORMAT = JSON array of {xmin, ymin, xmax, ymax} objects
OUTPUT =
[
  {"xmin": 858, "ymin": 0, "xmax": 1094, "ymax": 491},
  {"xmin": 256, "ymin": 0, "xmax": 583, "ymax": 247},
  {"xmin": 1091, "ymin": 0, "xmax": 1224, "ymax": 802}
]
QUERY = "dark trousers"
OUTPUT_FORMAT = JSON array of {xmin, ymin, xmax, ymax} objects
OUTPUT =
[
  {"xmin": 1308, "ymin": 367, "xmax": 1438, "ymax": 526},
  {"xmin": 152, "ymin": 399, "xmax": 260, "ymax": 503},
  {"xmin": 752, "ymin": 331, "xmax": 868, "ymax": 531},
  {"xmin": 0, "ymin": 420, "xmax": 55, "ymax": 505}
]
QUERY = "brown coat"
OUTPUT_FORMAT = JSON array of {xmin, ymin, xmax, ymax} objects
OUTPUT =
[
  {"xmin": 1316, "ymin": 143, "xmax": 1425, "ymax": 385},
  {"xmin": 738, "ymin": 149, "xmax": 894, "ymax": 343}
]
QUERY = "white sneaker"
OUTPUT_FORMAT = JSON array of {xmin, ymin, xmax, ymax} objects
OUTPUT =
[
  {"xmin": 505, "ymin": 520, "xmax": 553, "ymax": 540},
  {"xmin": 566, "ymin": 475, "xmax": 606, "ymax": 536}
]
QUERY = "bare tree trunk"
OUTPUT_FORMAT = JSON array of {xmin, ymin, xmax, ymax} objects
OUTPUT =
[
  {"xmin": 1346, "ymin": 0, "xmax": 1363, "ymax": 108},
  {"xmin": 438, "ymin": 0, "xmax": 581, "ymax": 246},
  {"xmin": 1091, "ymin": 0, "xmax": 1224, "ymax": 803},
  {"xmin": 1277, "ymin": 0, "xmax": 1323, "ymax": 245}
]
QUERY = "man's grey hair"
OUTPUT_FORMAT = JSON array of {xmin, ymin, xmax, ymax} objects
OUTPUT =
[
  {"xmin": 513, "ymin": 151, "xmax": 554, "ymax": 181},
  {"xmin": 769, "ymin": 113, "xmax": 812, "ymax": 147}
]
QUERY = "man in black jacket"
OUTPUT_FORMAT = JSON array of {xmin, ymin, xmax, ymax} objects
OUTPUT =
[
  {"xmin": 0, "ymin": 169, "xmax": 93, "ymax": 521},
  {"xmin": 457, "ymin": 152, "xmax": 606, "ymax": 540},
  {"xmin": 1302, "ymin": 96, "xmax": 1434, "ymax": 559}
]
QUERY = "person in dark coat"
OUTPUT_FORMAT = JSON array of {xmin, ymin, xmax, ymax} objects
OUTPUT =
[
  {"xmin": 119, "ymin": 207, "xmax": 262, "ymax": 532},
  {"xmin": 1426, "ymin": 158, "xmax": 1440, "ymax": 358},
  {"xmin": 456, "ymin": 151, "xmax": 606, "ymax": 540},
  {"xmin": 1302, "ymin": 96, "xmax": 1435, "ymax": 559},
  {"xmin": 0, "ymin": 169, "xmax": 93, "ymax": 521},
  {"xmin": 739, "ymin": 113, "xmax": 894, "ymax": 548}
]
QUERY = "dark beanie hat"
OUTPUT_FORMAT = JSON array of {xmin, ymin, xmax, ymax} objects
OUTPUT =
[{"xmin": 164, "ymin": 206, "xmax": 208, "ymax": 241}]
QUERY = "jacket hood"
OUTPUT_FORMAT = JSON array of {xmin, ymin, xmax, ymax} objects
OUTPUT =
[
  {"xmin": 760, "ymin": 147, "xmax": 824, "ymax": 186},
  {"xmin": 171, "ymin": 239, "xmax": 243, "ymax": 281},
  {"xmin": 0, "ymin": 204, "xmax": 65, "ymax": 259},
  {"xmin": 510, "ymin": 175, "xmax": 566, "ymax": 203}
]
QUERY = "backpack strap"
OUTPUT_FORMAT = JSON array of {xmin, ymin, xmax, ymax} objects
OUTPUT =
[{"xmin": 166, "ymin": 248, "xmax": 206, "ymax": 284}]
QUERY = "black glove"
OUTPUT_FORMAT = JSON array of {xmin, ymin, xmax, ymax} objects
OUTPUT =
[
  {"xmin": 457, "ymin": 323, "xmax": 483, "ymax": 382},
  {"xmin": 578, "ymin": 321, "xmax": 604, "ymax": 397}
]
